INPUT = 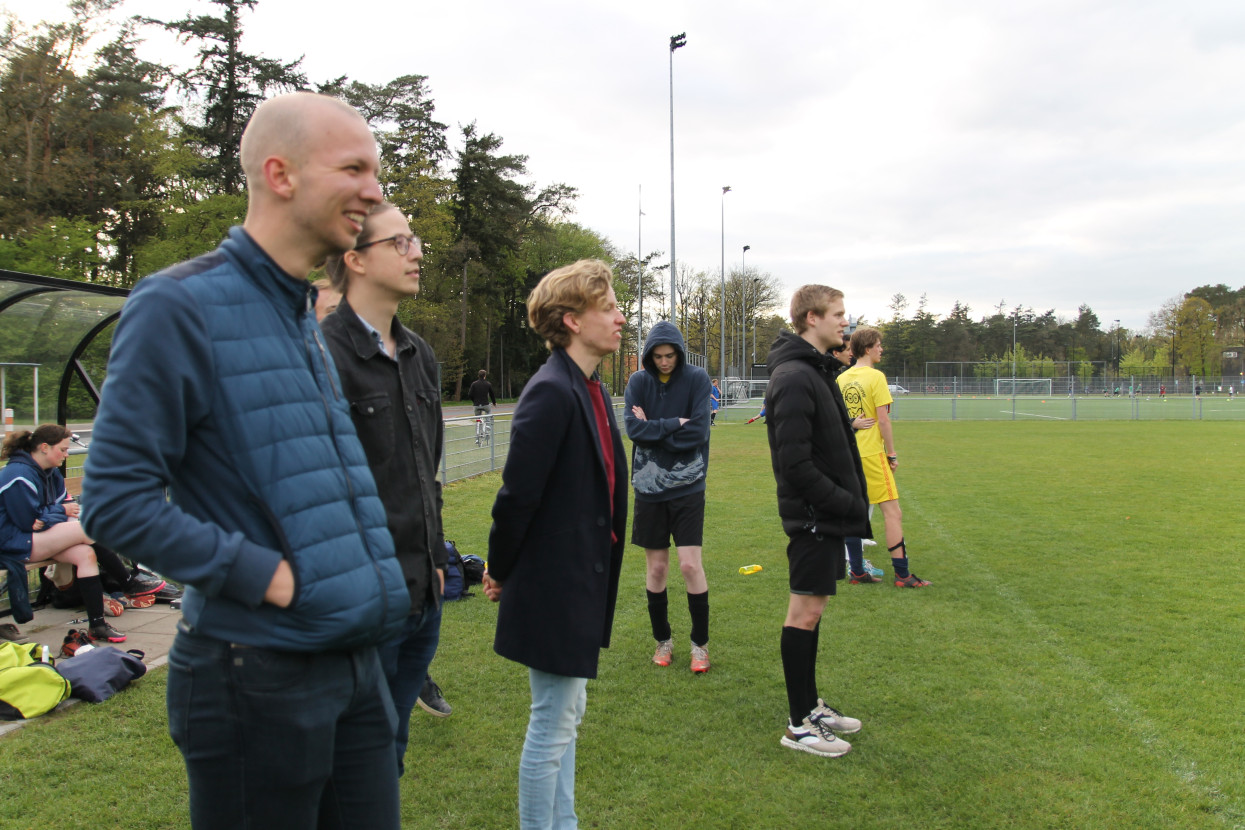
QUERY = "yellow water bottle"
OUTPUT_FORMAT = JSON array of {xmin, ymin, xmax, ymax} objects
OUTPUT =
[{"xmin": 738, "ymin": 564, "xmax": 763, "ymax": 575}]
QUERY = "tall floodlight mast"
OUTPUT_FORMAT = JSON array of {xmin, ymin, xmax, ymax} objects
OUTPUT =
[{"xmin": 669, "ymin": 32, "xmax": 686, "ymax": 321}]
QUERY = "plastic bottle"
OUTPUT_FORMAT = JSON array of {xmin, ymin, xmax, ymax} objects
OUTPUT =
[{"xmin": 738, "ymin": 564, "xmax": 763, "ymax": 575}]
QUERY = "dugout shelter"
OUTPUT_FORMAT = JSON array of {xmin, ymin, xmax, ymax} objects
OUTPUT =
[{"xmin": 0, "ymin": 270, "xmax": 129, "ymax": 430}]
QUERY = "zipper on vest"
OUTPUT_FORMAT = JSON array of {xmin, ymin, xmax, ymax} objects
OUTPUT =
[
  {"xmin": 303, "ymin": 327, "xmax": 391, "ymax": 629},
  {"xmin": 311, "ymin": 329, "xmax": 341, "ymax": 401}
]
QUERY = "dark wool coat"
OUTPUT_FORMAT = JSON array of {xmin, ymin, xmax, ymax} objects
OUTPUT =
[{"xmin": 488, "ymin": 348, "xmax": 628, "ymax": 679}]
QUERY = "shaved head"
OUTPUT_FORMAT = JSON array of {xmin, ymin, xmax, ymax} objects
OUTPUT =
[
  {"xmin": 240, "ymin": 93, "xmax": 365, "ymax": 183},
  {"xmin": 239, "ymin": 92, "xmax": 383, "ymax": 278}
]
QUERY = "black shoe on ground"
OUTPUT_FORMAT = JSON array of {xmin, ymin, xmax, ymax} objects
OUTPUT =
[
  {"xmin": 125, "ymin": 572, "xmax": 167, "ymax": 598},
  {"xmin": 417, "ymin": 678, "xmax": 452, "ymax": 717},
  {"xmin": 88, "ymin": 622, "xmax": 127, "ymax": 643}
]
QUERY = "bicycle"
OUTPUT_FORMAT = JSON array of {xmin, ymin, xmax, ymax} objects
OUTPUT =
[{"xmin": 474, "ymin": 406, "xmax": 492, "ymax": 447}]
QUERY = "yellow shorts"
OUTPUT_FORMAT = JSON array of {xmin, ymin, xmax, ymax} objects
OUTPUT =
[{"xmin": 860, "ymin": 451, "xmax": 899, "ymax": 505}]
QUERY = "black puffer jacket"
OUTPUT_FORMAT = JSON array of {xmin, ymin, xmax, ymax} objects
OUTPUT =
[{"xmin": 764, "ymin": 331, "xmax": 871, "ymax": 539}]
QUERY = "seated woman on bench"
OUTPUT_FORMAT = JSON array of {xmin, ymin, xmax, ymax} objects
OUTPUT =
[{"xmin": 0, "ymin": 425, "xmax": 125, "ymax": 644}]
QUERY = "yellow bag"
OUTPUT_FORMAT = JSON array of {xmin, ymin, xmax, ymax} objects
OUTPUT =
[{"xmin": 0, "ymin": 641, "xmax": 71, "ymax": 720}]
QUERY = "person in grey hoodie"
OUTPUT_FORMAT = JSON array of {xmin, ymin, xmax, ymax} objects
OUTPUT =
[{"xmin": 624, "ymin": 321, "xmax": 714, "ymax": 672}]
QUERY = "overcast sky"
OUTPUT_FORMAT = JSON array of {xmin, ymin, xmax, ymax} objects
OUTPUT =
[{"xmin": 31, "ymin": 0, "xmax": 1245, "ymax": 330}]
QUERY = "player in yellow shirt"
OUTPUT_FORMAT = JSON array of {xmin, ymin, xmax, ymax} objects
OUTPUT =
[{"xmin": 835, "ymin": 327, "xmax": 930, "ymax": 587}]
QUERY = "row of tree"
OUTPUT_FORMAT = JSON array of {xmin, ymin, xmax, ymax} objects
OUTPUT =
[
  {"xmin": 2, "ymin": 1, "xmax": 1235, "ymax": 400},
  {"xmin": 1, "ymin": 0, "xmax": 789, "ymax": 398},
  {"xmin": 870, "ymin": 287, "xmax": 1239, "ymax": 382}
]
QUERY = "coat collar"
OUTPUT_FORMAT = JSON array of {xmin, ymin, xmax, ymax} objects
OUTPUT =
[
  {"xmin": 331, "ymin": 295, "xmax": 414, "ymax": 361},
  {"xmin": 220, "ymin": 227, "xmax": 314, "ymax": 316},
  {"xmin": 550, "ymin": 348, "xmax": 610, "ymax": 476}
]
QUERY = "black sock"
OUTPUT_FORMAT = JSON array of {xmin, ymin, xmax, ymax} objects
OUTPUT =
[
  {"xmin": 893, "ymin": 556, "xmax": 910, "ymax": 578},
  {"xmin": 806, "ymin": 620, "xmax": 820, "ymax": 706},
  {"xmin": 93, "ymin": 544, "xmax": 131, "ymax": 588},
  {"xmin": 845, "ymin": 538, "xmax": 864, "ymax": 574},
  {"xmin": 78, "ymin": 575, "xmax": 106, "ymax": 627},
  {"xmin": 781, "ymin": 626, "xmax": 817, "ymax": 726},
  {"xmin": 646, "ymin": 589, "xmax": 671, "ymax": 642},
  {"xmin": 687, "ymin": 590, "xmax": 709, "ymax": 647}
]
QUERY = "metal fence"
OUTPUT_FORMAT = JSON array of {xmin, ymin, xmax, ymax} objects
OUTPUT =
[
  {"xmin": 708, "ymin": 378, "xmax": 1245, "ymax": 423},
  {"xmin": 895, "ymin": 374, "xmax": 1244, "ymax": 398},
  {"xmin": 440, "ymin": 402, "xmax": 627, "ymax": 485},
  {"xmin": 886, "ymin": 394, "xmax": 1245, "ymax": 422}
]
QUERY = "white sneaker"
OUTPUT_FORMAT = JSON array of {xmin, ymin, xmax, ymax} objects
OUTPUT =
[
  {"xmin": 813, "ymin": 699, "xmax": 862, "ymax": 734},
  {"xmin": 780, "ymin": 716, "xmax": 852, "ymax": 757}
]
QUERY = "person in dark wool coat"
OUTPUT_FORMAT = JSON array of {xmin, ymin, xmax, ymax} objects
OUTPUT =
[{"xmin": 482, "ymin": 258, "xmax": 628, "ymax": 830}]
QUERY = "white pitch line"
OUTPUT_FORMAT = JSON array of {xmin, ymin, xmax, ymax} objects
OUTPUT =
[{"xmin": 1001, "ymin": 410, "xmax": 1067, "ymax": 420}]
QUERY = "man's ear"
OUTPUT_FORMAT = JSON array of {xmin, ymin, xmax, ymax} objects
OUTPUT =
[
  {"xmin": 562, "ymin": 311, "xmax": 580, "ymax": 335},
  {"xmin": 263, "ymin": 155, "xmax": 296, "ymax": 200}
]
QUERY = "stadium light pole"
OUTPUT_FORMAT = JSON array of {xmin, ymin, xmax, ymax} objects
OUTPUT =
[
  {"xmin": 1012, "ymin": 312, "xmax": 1018, "ymax": 384},
  {"xmin": 1113, "ymin": 319, "xmax": 1121, "ymax": 378},
  {"xmin": 751, "ymin": 277, "xmax": 760, "ymax": 377},
  {"xmin": 720, "ymin": 186, "xmax": 731, "ymax": 386},
  {"xmin": 669, "ymin": 32, "xmax": 686, "ymax": 322},
  {"xmin": 637, "ymin": 185, "xmax": 644, "ymax": 348},
  {"xmin": 742, "ymin": 245, "xmax": 751, "ymax": 378}
]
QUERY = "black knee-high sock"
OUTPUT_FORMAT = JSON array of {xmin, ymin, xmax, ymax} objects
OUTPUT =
[
  {"xmin": 93, "ymin": 544, "xmax": 131, "ymax": 588},
  {"xmin": 78, "ymin": 574, "xmax": 106, "ymax": 627},
  {"xmin": 781, "ymin": 626, "xmax": 818, "ymax": 726},
  {"xmin": 646, "ymin": 589, "xmax": 671, "ymax": 641},
  {"xmin": 806, "ymin": 620, "xmax": 820, "ymax": 706},
  {"xmin": 687, "ymin": 590, "xmax": 709, "ymax": 647}
]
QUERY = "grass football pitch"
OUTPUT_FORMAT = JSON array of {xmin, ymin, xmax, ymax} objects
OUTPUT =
[{"xmin": 2, "ymin": 420, "xmax": 1242, "ymax": 829}]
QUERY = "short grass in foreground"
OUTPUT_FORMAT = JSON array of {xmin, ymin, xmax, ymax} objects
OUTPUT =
[{"xmin": 1, "ymin": 421, "xmax": 1242, "ymax": 829}]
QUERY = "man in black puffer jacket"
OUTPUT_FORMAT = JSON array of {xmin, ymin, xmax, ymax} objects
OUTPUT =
[{"xmin": 764, "ymin": 284, "xmax": 871, "ymax": 759}]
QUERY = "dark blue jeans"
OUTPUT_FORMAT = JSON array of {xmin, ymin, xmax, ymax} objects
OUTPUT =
[
  {"xmin": 377, "ymin": 602, "xmax": 442, "ymax": 775},
  {"xmin": 166, "ymin": 624, "xmax": 400, "ymax": 830}
]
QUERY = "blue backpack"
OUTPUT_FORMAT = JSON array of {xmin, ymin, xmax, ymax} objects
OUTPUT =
[{"xmin": 442, "ymin": 541, "xmax": 466, "ymax": 601}]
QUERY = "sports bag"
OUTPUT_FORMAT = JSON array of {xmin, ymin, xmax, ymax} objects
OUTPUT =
[
  {"xmin": 56, "ymin": 646, "xmax": 147, "ymax": 703},
  {"xmin": 0, "ymin": 641, "xmax": 70, "ymax": 720},
  {"xmin": 460, "ymin": 554, "xmax": 485, "ymax": 586},
  {"xmin": 442, "ymin": 540, "xmax": 466, "ymax": 600}
]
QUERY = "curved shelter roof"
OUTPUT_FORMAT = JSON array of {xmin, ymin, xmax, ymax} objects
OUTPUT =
[{"xmin": 0, "ymin": 270, "xmax": 129, "ymax": 428}]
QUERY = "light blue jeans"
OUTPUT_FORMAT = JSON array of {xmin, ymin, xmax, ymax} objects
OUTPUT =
[{"xmin": 518, "ymin": 669, "xmax": 588, "ymax": 830}]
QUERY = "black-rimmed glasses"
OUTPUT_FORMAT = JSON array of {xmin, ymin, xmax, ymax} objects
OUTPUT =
[{"xmin": 355, "ymin": 234, "xmax": 420, "ymax": 256}]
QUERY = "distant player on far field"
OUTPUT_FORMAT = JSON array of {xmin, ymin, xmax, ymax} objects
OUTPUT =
[{"xmin": 835, "ymin": 327, "xmax": 930, "ymax": 588}]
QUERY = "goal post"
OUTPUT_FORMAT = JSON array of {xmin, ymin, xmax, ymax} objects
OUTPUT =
[{"xmin": 994, "ymin": 378, "xmax": 1053, "ymax": 396}]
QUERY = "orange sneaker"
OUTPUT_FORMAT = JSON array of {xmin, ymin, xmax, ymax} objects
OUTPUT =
[
  {"xmin": 690, "ymin": 644, "xmax": 710, "ymax": 673},
  {"xmin": 894, "ymin": 574, "xmax": 932, "ymax": 588},
  {"xmin": 652, "ymin": 639, "xmax": 673, "ymax": 667}
]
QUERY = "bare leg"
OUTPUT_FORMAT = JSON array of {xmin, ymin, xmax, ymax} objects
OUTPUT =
[
  {"xmin": 31, "ymin": 522, "xmax": 99, "ymax": 577},
  {"xmin": 673, "ymin": 545, "xmax": 707, "ymax": 594}
]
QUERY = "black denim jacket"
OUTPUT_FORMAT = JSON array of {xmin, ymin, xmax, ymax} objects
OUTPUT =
[{"xmin": 321, "ymin": 297, "xmax": 446, "ymax": 614}]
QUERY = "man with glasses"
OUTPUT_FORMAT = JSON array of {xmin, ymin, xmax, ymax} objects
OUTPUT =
[
  {"xmin": 83, "ymin": 93, "xmax": 409, "ymax": 827},
  {"xmin": 320, "ymin": 202, "xmax": 448, "ymax": 775}
]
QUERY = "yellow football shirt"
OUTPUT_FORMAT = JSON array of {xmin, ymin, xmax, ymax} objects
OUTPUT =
[{"xmin": 836, "ymin": 365, "xmax": 892, "ymax": 457}]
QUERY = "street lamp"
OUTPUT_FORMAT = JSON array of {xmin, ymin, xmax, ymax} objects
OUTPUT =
[
  {"xmin": 751, "ymin": 277, "xmax": 760, "ymax": 378},
  {"xmin": 741, "ymin": 245, "xmax": 749, "ymax": 376},
  {"xmin": 637, "ymin": 185, "xmax": 644, "ymax": 349},
  {"xmin": 720, "ymin": 186, "xmax": 731, "ymax": 386},
  {"xmin": 1113, "ymin": 319, "xmax": 1121, "ymax": 379},
  {"xmin": 668, "ymin": 32, "xmax": 686, "ymax": 322},
  {"xmin": 1012, "ymin": 312, "xmax": 1018, "ymax": 384}
]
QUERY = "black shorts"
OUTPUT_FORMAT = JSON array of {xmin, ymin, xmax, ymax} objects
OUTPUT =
[
  {"xmin": 631, "ymin": 491, "xmax": 706, "ymax": 549},
  {"xmin": 786, "ymin": 530, "xmax": 846, "ymax": 596}
]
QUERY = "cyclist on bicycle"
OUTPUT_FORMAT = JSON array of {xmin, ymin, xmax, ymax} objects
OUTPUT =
[{"xmin": 470, "ymin": 370, "xmax": 496, "ymax": 441}]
